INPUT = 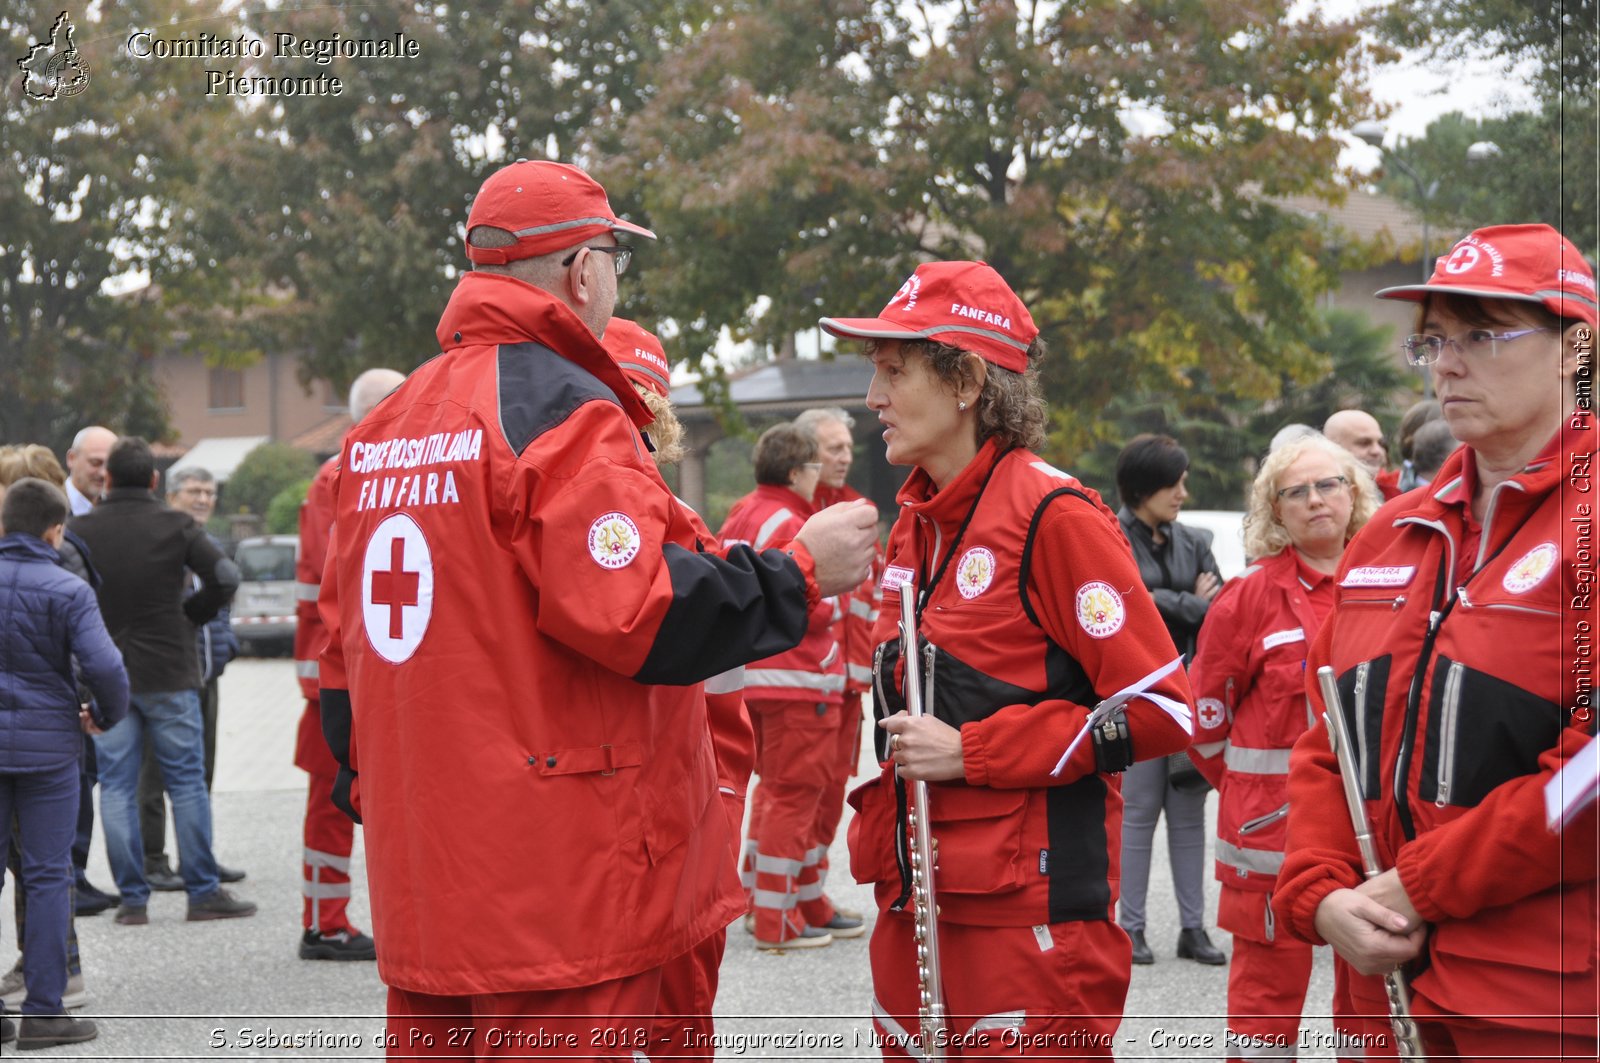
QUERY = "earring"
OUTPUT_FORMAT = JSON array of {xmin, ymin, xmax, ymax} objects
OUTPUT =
[{"xmin": 957, "ymin": 401, "xmax": 968, "ymax": 412}]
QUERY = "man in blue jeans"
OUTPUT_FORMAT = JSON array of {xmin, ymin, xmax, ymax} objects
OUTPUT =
[{"xmin": 68, "ymin": 438, "xmax": 255, "ymax": 925}]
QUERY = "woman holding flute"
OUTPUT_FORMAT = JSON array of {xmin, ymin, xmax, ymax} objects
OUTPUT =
[
  {"xmin": 821, "ymin": 261, "xmax": 1194, "ymax": 1057},
  {"xmin": 1277, "ymin": 224, "xmax": 1599, "ymax": 1059}
]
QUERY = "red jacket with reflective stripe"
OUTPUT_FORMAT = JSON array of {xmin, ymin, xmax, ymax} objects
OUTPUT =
[
  {"xmin": 848, "ymin": 441, "xmax": 1195, "ymax": 927},
  {"xmin": 1189, "ymin": 548, "xmax": 1327, "ymax": 892},
  {"xmin": 317, "ymin": 274, "xmax": 820, "ymax": 995},
  {"xmin": 1278, "ymin": 421, "xmax": 1598, "ymax": 1034},
  {"xmin": 718, "ymin": 484, "xmax": 844, "ymax": 704},
  {"xmin": 292, "ymin": 457, "xmax": 338, "ymax": 774},
  {"xmin": 816, "ymin": 483, "xmax": 884, "ymax": 694}
]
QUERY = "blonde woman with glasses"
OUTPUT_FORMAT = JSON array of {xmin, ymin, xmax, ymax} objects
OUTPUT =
[{"xmin": 1189, "ymin": 434, "xmax": 1379, "ymax": 1058}]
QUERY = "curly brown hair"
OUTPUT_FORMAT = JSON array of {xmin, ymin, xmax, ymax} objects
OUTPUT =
[{"xmin": 869, "ymin": 337, "xmax": 1049, "ymax": 452}]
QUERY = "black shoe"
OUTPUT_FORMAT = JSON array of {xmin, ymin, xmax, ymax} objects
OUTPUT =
[
  {"xmin": 300, "ymin": 928, "xmax": 377, "ymax": 961},
  {"xmin": 114, "ymin": 904, "xmax": 149, "ymax": 926},
  {"xmin": 17, "ymin": 1014, "xmax": 98, "ymax": 1049},
  {"xmin": 1128, "ymin": 929, "xmax": 1154, "ymax": 965},
  {"xmin": 2, "ymin": 1016, "xmax": 16, "ymax": 1045},
  {"xmin": 187, "ymin": 887, "xmax": 257, "ymax": 921},
  {"xmin": 144, "ymin": 857, "xmax": 185, "ymax": 893},
  {"xmin": 217, "ymin": 863, "xmax": 247, "ymax": 884},
  {"xmin": 1177, "ymin": 927, "xmax": 1227, "ymax": 965},
  {"xmin": 74, "ymin": 888, "xmax": 117, "ymax": 917}
]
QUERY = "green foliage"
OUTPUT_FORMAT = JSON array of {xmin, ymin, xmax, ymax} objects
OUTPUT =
[
  {"xmin": 1378, "ymin": 0, "xmax": 1595, "ymax": 97},
  {"xmin": 225, "ymin": 444, "xmax": 317, "ymax": 518},
  {"xmin": 1070, "ymin": 309, "xmax": 1415, "ymax": 508},
  {"xmin": 1375, "ymin": 105, "xmax": 1599, "ymax": 261},
  {"xmin": 0, "ymin": 0, "xmax": 240, "ymax": 449},
  {"xmin": 265, "ymin": 478, "xmax": 313, "ymax": 535}
]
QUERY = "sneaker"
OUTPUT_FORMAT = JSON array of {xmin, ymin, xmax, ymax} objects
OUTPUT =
[
  {"xmin": 820, "ymin": 912, "xmax": 866, "ymax": 939},
  {"xmin": 186, "ymin": 887, "xmax": 257, "ymax": 921},
  {"xmin": 742, "ymin": 912, "xmax": 755, "ymax": 935},
  {"xmin": 1, "ymin": 1016, "xmax": 15, "ymax": 1046},
  {"xmin": 0, "ymin": 970, "xmax": 88, "ymax": 1010},
  {"xmin": 144, "ymin": 856, "xmax": 185, "ymax": 893},
  {"xmin": 114, "ymin": 904, "xmax": 149, "ymax": 926},
  {"xmin": 217, "ymin": 863, "xmax": 247, "ymax": 884},
  {"xmin": 754, "ymin": 925, "xmax": 833, "ymax": 951},
  {"xmin": 300, "ymin": 928, "xmax": 377, "ymax": 961},
  {"xmin": 17, "ymin": 1014, "xmax": 98, "ymax": 1050},
  {"xmin": 832, "ymin": 902, "xmax": 864, "ymax": 922}
]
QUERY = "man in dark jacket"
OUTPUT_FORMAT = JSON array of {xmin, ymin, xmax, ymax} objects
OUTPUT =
[
  {"xmin": 68, "ymin": 438, "xmax": 254, "ymax": 925},
  {"xmin": 138, "ymin": 466, "xmax": 244, "ymax": 891},
  {"xmin": 0, "ymin": 478, "xmax": 128, "ymax": 1048}
]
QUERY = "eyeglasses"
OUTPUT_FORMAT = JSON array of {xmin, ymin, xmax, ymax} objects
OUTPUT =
[
  {"xmin": 1276, "ymin": 476, "xmax": 1349, "ymax": 504},
  {"xmin": 177, "ymin": 487, "xmax": 216, "ymax": 499},
  {"xmin": 801, "ymin": 463, "xmax": 823, "ymax": 472},
  {"xmin": 1401, "ymin": 327, "xmax": 1551, "ymax": 367},
  {"xmin": 561, "ymin": 244, "xmax": 632, "ymax": 276}
]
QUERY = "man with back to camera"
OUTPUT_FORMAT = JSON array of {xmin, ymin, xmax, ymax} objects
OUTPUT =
[
  {"xmin": 138, "ymin": 466, "xmax": 245, "ymax": 893},
  {"xmin": 68, "ymin": 438, "xmax": 255, "ymax": 925},
  {"xmin": 315, "ymin": 159, "xmax": 877, "ymax": 1054},
  {"xmin": 290, "ymin": 367, "xmax": 404, "ymax": 963}
]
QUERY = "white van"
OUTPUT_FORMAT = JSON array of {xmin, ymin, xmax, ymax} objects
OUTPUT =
[{"xmin": 230, "ymin": 534, "xmax": 299, "ymax": 654}]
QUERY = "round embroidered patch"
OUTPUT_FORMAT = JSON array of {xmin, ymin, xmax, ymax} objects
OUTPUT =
[
  {"xmin": 587, "ymin": 512, "xmax": 642, "ymax": 569},
  {"xmin": 1502, "ymin": 541, "xmax": 1558, "ymax": 594},
  {"xmin": 955, "ymin": 547, "xmax": 996, "ymax": 600},
  {"xmin": 1197, "ymin": 698, "xmax": 1226, "ymax": 731},
  {"xmin": 1075, "ymin": 581, "xmax": 1125, "ymax": 639},
  {"xmin": 361, "ymin": 513, "xmax": 434, "ymax": 664}
]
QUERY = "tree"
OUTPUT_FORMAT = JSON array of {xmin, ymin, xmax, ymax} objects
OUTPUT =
[
  {"xmin": 224, "ymin": 443, "xmax": 316, "ymax": 517},
  {"xmin": 265, "ymin": 478, "xmax": 312, "ymax": 534},
  {"xmin": 0, "ymin": 0, "xmax": 244, "ymax": 450},
  {"xmin": 1378, "ymin": 0, "xmax": 1596, "ymax": 98},
  {"xmin": 612, "ymin": 0, "xmax": 1386, "ymax": 458},
  {"xmin": 1374, "ymin": 106, "xmax": 1599, "ymax": 260}
]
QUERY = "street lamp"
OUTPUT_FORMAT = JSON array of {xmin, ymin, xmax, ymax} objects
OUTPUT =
[{"xmin": 1353, "ymin": 121, "xmax": 1439, "ymax": 282}]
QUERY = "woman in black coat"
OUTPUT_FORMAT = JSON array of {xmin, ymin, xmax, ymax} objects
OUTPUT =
[{"xmin": 1113, "ymin": 434, "xmax": 1226, "ymax": 966}]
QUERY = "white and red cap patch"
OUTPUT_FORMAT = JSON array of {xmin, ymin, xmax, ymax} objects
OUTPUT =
[{"xmin": 1376, "ymin": 223, "xmax": 1597, "ymax": 327}]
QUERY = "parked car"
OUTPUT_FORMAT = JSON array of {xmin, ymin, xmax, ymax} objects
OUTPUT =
[
  {"xmin": 231, "ymin": 534, "xmax": 298, "ymax": 655},
  {"xmin": 1179, "ymin": 509, "xmax": 1247, "ymax": 580}
]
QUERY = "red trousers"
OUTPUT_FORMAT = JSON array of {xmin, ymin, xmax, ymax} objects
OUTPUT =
[
  {"xmin": 1412, "ymin": 997, "xmax": 1599, "ymax": 1062},
  {"xmin": 386, "ymin": 967, "xmax": 662, "ymax": 1060},
  {"xmin": 649, "ymin": 930, "xmax": 725, "ymax": 1059},
  {"xmin": 1220, "ymin": 888, "xmax": 1386, "ymax": 1061},
  {"xmin": 302, "ymin": 766, "xmax": 357, "ymax": 933},
  {"xmin": 800, "ymin": 691, "xmax": 863, "ymax": 925},
  {"xmin": 869, "ymin": 910, "xmax": 1129, "ymax": 1058},
  {"xmin": 745, "ymin": 698, "xmax": 840, "ymax": 942}
]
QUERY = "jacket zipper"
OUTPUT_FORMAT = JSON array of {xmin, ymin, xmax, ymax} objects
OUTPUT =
[
  {"xmin": 1435, "ymin": 660, "xmax": 1465, "ymax": 807},
  {"xmin": 1396, "ymin": 533, "xmax": 1456, "ymax": 842},
  {"xmin": 1238, "ymin": 803, "xmax": 1289, "ymax": 835},
  {"xmin": 1456, "ymin": 587, "xmax": 1559, "ymax": 619},
  {"xmin": 1353, "ymin": 661, "xmax": 1371, "ymax": 796},
  {"xmin": 873, "ymin": 642, "xmax": 889, "ymax": 716},
  {"xmin": 922, "ymin": 640, "xmax": 938, "ymax": 719}
]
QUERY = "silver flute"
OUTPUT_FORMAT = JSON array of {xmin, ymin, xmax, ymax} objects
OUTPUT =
[
  {"xmin": 899, "ymin": 585, "xmax": 948, "ymax": 1060},
  {"xmin": 1315, "ymin": 666, "xmax": 1428, "ymax": 1062}
]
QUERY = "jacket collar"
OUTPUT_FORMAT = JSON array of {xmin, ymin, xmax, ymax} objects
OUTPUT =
[
  {"xmin": 894, "ymin": 437, "xmax": 1010, "ymax": 529},
  {"xmin": 0, "ymin": 533, "xmax": 62, "ymax": 564},
  {"xmin": 434, "ymin": 271, "xmax": 652, "ymax": 430},
  {"xmin": 100, "ymin": 486, "xmax": 156, "ymax": 504},
  {"xmin": 1395, "ymin": 416, "xmax": 1590, "ymax": 526},
  {"xmin": 751, "ymin": 483, "xmax": 816, "ymax": 518},
  {"xmin": 1117, "ymin": 505, "xmax": 1170, "ymax": 544}
]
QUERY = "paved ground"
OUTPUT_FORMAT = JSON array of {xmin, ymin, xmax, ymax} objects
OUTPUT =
[{"xmin": 1, "ymin": 658, "xmax": 1347, "ymax": 1060}]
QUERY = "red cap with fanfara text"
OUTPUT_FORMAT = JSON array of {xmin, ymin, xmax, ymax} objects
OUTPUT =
[
  {"xmin": 1376, "ymin": 223, "xmax": 1597, "ymax": 328},
  {"xmin": 819, "ymin": 260, "xmax": 1039, "ymax": 373},
  {"xmin": 464, "ymin": 160, "xmax": 656, "ymax": 266},
  {"xmin": 601, "ymin": 318, "xmax": 672, "ymax": 398}
]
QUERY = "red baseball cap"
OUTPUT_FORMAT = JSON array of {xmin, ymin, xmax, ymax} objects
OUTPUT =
[
  {"xmin": 1376, "ymin": 223, "xmax": 1597, "ymax": 327},
  {"xmin": 819, "ymin": 261, "xmax": 1039, "ymax": 372},
  {"xmin": 464, "ymin": 160, "xmax": 656, "ymax": 266},
  {"xmin": 601, "ymin": 318, "xmax": 672, "ymax": 398}
]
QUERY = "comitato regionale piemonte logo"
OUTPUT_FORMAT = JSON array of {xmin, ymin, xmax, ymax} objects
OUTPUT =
[{"xmin": 17, "ymin": 10, "xmax": 91, "ymax": 101}]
